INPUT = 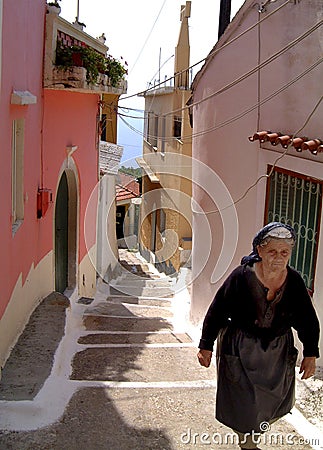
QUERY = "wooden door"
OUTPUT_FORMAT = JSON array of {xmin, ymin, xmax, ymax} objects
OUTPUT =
[{"xmin": 55, "ymin": 172, "xmax": 68, "ymax": 293}]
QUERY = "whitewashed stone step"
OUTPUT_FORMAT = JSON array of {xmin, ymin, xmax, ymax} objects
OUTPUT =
[{"xmin": 84, "ymin": 302, "xmax": 173, "ymax": 319}]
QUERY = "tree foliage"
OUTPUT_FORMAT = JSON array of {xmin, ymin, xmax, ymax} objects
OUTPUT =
[{"xmin": 118, "ymin": 166, "xmax": 142, "ymax": 179}]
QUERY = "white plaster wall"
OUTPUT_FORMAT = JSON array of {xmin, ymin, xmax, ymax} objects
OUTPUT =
[
  {"xmin": 190, "ymin": 0, "xmax": 323, "ymax": 363},
  {"xmin": 96, "ymin": 174, "xmax": 119, "ymax": 280},
  {"xmin": 78, "ymin": 245, "xmax": 97, "ymax": 299},
  {"xmin": 191, "ymin": 0, "xmax": 260, "ymax": 325},
  {"xmin": 0, "ymin": 251, "xmax": 54, "ymax": 373}
]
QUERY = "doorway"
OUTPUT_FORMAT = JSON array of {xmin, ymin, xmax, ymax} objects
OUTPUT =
[
  {"xmin": 116, "ymin": 205, "xmax": 126, "ymax": 240},
  {"xmin": 55, "ymin": 170, "xmax": 77, "ymax": 293}
]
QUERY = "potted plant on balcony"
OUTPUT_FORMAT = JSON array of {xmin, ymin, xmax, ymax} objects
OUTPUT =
[
  {"xmin": 105, "ymin": 55, "xmax": 128, "ymax": 87},
  {"xmin": 55, "ymin": 43, "xmax": 128, "ymax": 87},
  {"xmin": 56, "ymin": 44, "xmax": 106, "ymax": 84}
]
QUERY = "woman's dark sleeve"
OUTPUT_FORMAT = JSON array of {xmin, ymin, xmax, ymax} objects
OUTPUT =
[
  {"xmin": 198, "ymin": 268, "xmax": 238, "ymax": 351},
  {"xmin": 291, "ymin": 271, "xmax": 320, "ymax": 358}
]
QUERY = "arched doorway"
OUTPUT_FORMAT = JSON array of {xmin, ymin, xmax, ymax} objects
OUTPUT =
[{"xmin": 55, "ymin": 170, "xmax": 77, "ymax": 293}]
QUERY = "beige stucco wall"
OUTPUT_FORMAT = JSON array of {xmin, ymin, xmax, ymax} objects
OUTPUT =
[
  {"xmin": 190, "ymin": 0, "xmax": 323, "ymax": 363},
  {"xmin": 0, "ymin": 251, "xmax": 54, "ymax": 374},
  {"xmin": 141, "ymin": 89, "xmax": 192, "ymax": 272},
  {"xmin": 96, "ymin": 174, "xmax": 119, "ymax": 280}
]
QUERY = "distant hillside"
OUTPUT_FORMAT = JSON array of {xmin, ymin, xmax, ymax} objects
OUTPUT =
[{"xmin": 119, "ymin": 166, "xmax": 142, "ymax": 179}]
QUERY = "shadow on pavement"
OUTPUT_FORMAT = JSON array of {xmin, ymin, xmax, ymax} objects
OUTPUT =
[
  {"xmin": 0, "ymin": 292, "xmax": 69, "ymax": 401},
  {"xmin": 0, "ymin": 388, "xmax": 173, "ymax": 450}
]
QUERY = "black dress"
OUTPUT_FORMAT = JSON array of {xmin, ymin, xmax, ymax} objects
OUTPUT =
[{"xmin": 199, "ymin": 264, "xmax": 320, "ymax": 434}]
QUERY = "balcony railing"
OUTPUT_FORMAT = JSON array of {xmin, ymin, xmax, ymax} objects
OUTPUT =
[{"xmin": 44, "ymin": 8, "xmax": 127, "ymax": 95}]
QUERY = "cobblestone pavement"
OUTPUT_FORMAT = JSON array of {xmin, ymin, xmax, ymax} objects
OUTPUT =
[{"xmin": 0, "ymin": 250, "xmax": 322, "ymax": 449}]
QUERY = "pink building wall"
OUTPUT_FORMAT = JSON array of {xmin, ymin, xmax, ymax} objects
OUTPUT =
[
  {"xmin": 0, "ymin": 0, "xmax": 100, "ymax": 366},
  {"xmin": 43, "ymin": 90, "xmax": 99, "ymax": 261},
  {"xmin": 0, "ymin": 0, "xmax": 45, "ymax": 316},
  {"xmin": 190, "ymin": 0, "xmax": 323, "ymax": 364}
]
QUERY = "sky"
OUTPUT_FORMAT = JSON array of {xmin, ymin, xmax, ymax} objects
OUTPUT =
[{"xmin": 59, "ymin": 0, "xmax": 245, "ymax": 166}]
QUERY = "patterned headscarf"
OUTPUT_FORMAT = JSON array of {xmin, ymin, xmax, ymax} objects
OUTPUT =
[{"xmin": 241, "ymin": 222, "xmax": 296, "ymax": 265}]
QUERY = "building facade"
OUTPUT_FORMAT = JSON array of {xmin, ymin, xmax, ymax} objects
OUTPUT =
[
  {"xmin": 190, "ymin": 0, "xmax": 323, "ymax": 363},
  {"xmin": 138, "ymin": 1, "xmax": 193, "ymax": 274},
  {"xmin": 0, "ymin": 1, "xmax": 126, "ymax": 373},
  {"xmin": 116, "ymin": 172, "xmax": 141, "ymax": 250}
]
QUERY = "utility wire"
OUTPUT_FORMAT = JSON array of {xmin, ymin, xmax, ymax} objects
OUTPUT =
[
  {"xmin": 117, "ymin": 56, "xmax": 323, "ymax": 143},
  {"xmin": 116, "ymin": 16, "xmax": 323, "ymax": 123},
  {"xmin": 129, "ymin": 0, "xmax": 168, "ymax": 75},
  {"xmin": 189, "ymin": 56, "xmax": 323, "ymax": 139},
  {"xmin": 163, "ymin": 18, "xmax": 323, "ymax": 118},
  {"xmin": 192, "ymin": 94, "xmax": 323, "ymax": 216},
  {"xmin": 119, "ymin": 106, "xmax": 145, "ymax": 113},
  {"xmin": 119, "ymin": 0, "xmax": 291, "ymax": 102},
  {"xmin": 147, "ymin": 53, "xmax": 175, "ymax": 87}
]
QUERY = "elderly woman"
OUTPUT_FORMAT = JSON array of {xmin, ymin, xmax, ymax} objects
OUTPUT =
[{"xmin": 197, "ymin": 222, "xmax": 320, "ymax": 450}]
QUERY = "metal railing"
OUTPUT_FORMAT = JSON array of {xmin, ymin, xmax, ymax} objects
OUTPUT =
[{"xmin": 266, "ymin": 168, "xmax": 322, "ymax": 292}]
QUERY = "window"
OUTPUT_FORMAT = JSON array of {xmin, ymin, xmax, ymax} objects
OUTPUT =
[
  {"xmin": 144, "ymin": 111, "xmax": 148, "ymax": 140},
  {"xmin": 145, "ymin": 112, "xmax": 159, "ymax": 149},
  {"xmin": 159, "ymin": 208, "xmax": 166, "ymax": 234},
  {"xmin": 12, "ymin": 119, "xmax": 25, "ymax": 230},
  {"xmin": 161, "ymin": 116, "xmax": 166, "ymax": 154},
  {"xmin": 174, "ymin": 116, "xmax": 182, "ymax": 139},
  {"xmin": 151, "ymin": 114, "xmax": 158, "ymax": 148},
  {"xmin": 265, "ymin": 166, "xmax": 322, "ymax": 292},
  {"xmin": 100, "ymin": 113, "xmax": 107, "ymax": 141}
]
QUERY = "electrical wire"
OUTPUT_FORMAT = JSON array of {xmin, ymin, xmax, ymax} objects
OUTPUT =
[
  {"xmin": 119, "ymin": 106, "xmax": 145, "ymax": 113},
  {"xmin": 163, "ymin": 18, "xmax": 323, "ymax": 118},
  {"xmin": 147, "ymin": 53, "xmax": 175, "ymax": 88},
  {"xmin": 192, "ymin": 94, "xmax": 323, "ymax": 216},
  {"xmin": 129, "ymin": 0, "xmax": 168, "ymax": 75},
  {"xmin": 118, "ymin": 111, "xmax": 145, "ymax": 120},
  {"xmin": 118, "ymin": 0, "xmax": 291, "ymax": 102},
  {"xmin": 112, "ymin": 2, "xmax": 323, "ymax": 218},
  {"xmin": 116, "ymin": 56, "xmax": 323, "ymax": 143},
  {"xmin": 119, "ymin": 115, "xmax": 146, "ymax": 137},
  {"xmin": 116, "ymin": 17, "xmax": 323, "ymax": 125},
  {"xmin": 188, "ymin": 56, "xmax": 323, "ymax": 139}
]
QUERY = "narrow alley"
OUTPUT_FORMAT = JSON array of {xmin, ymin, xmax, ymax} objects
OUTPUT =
[{"xmin": 0, "ymin": 250, "xmax": 321, "ymax": 450}]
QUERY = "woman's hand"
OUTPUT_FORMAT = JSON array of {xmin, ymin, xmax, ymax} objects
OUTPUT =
[
  {"xmin": 299, "ymin": 356, "xmax": 316, "ymax": 379},
  {"xmin": 197, "ymin": 349, "xmax": 213, "ymax": 367}
]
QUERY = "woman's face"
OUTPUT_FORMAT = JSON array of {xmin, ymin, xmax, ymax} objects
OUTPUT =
[{"xmin": 257, "ymin": 239, "xmax": 292, "ymax": 272}]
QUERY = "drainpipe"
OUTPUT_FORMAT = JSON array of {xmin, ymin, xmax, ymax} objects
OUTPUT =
[{"xmin": 218, "ymin": 0, "xmax": 231, "ymax": 39}]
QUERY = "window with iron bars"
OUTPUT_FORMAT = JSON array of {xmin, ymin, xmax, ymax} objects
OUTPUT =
[{"xmin": 265, "ymin": 166, "xmax": 322, "ymax": 293}]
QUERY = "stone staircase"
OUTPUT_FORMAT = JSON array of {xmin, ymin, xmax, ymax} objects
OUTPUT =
[{"xmin": 70, "ymin": 250, "xmax": 214, "ymax": 387}]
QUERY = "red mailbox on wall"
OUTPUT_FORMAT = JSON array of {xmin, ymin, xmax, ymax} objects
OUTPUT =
[{"xmin": 37, "ymin": 188, "xmax": 53, "ymax": 219}]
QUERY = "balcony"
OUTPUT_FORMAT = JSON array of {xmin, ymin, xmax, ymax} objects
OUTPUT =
[{"xmin": 44, "ymin": 7, "xmax": 127, "ymax": 95}]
